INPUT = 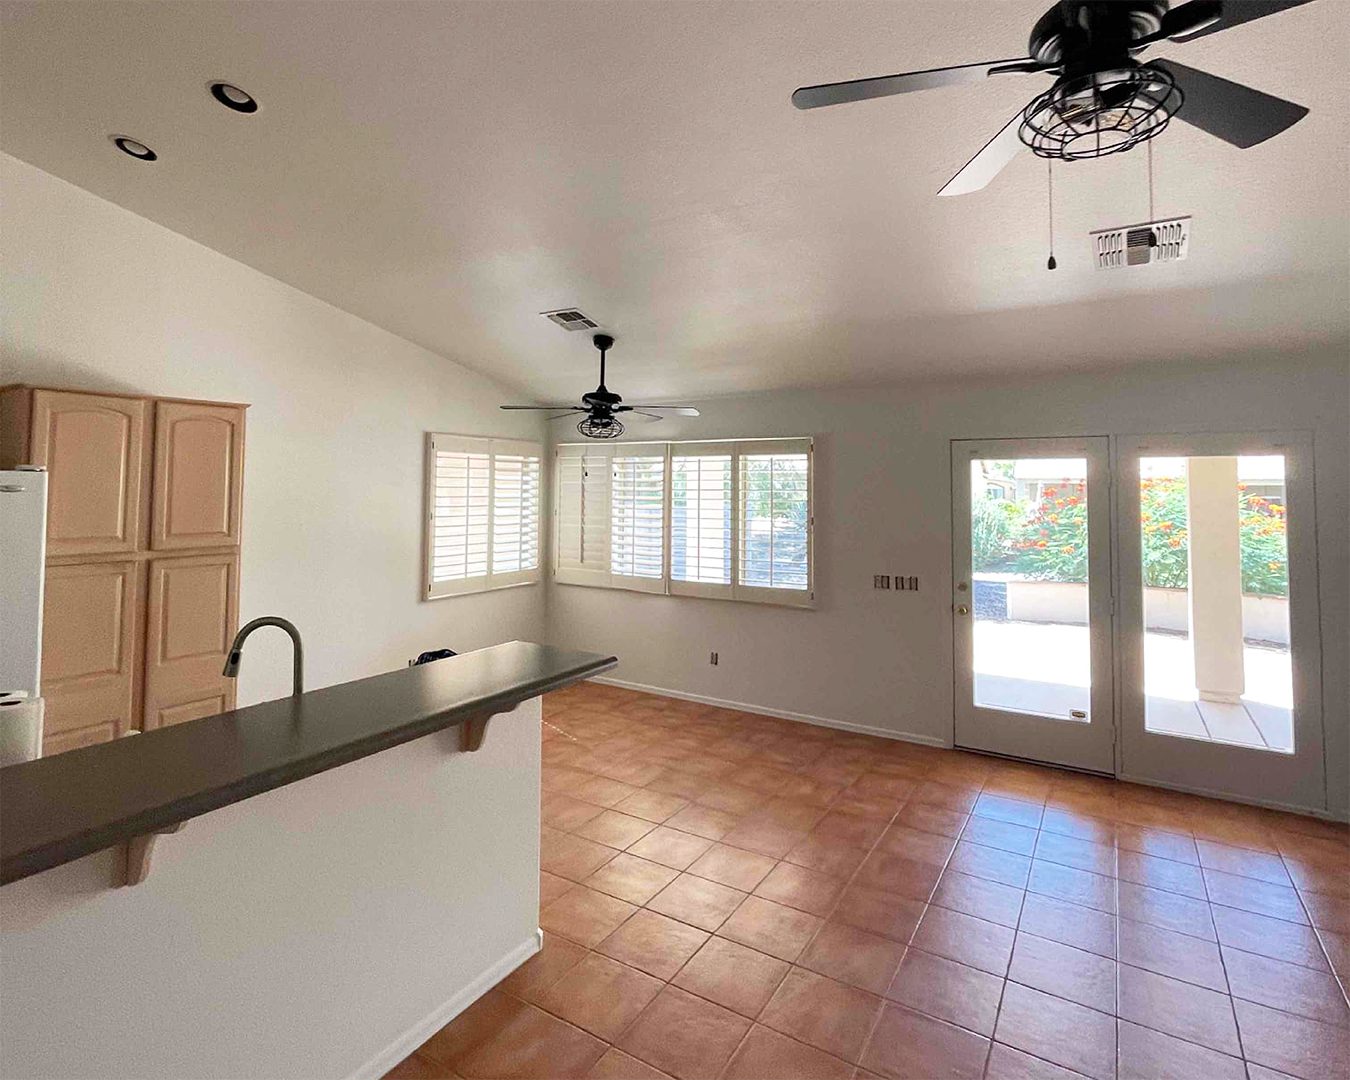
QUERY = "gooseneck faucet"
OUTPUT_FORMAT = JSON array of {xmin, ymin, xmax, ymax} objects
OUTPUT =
[{"xmin": 222, "ymin": 617, "xmax": 304, "ymax": 696}]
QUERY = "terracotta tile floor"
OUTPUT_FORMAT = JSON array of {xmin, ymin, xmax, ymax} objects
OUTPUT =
[{"xmin": 389, "ymin": 682, "xmax": 1350, "ymax": 1080}]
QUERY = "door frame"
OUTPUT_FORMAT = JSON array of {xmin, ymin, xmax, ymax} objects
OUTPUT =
[
  {"xmin": 1114, "ymin": 430, "xmax": 1326, "ymax": 813},
  {"xmin": 952, "ymin": 437, "xmax": 1116, "ymax": 774}
]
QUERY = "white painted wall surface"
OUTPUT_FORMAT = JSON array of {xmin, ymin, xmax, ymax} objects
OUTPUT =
[
  {"xmin": 0, "ymin": 698, "xmax": 542, "ymax": 1080},
  {"xmin": 0, "ymin": 154, "xmax": 546, "ymax": 707},
  {"xmin": 545, "ymin": 359, "xmax": 1350, "ymax": 817}
]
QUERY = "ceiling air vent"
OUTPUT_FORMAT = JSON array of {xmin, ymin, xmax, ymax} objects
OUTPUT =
[
  {"xmin": 541, "ymin": 308, "xmax": 599, "ymax": 331},
  {"xmin": 1091, "ymin": 216, "xmax": 1191, "ymax": 270}
]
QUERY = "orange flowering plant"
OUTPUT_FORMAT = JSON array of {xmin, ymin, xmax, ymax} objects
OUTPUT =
[{"xmin": 1137, "ymin": 476, "xmax": 1288, "ymax": 597}]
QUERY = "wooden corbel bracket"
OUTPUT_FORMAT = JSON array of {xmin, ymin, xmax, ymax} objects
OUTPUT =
[
  {"xmin": 459, "ymin": 714, "xmax": 492, "ymax": 753},
  {"xmin": 123, "ymin": 821, "xmax": 186, "ymax": 887}
]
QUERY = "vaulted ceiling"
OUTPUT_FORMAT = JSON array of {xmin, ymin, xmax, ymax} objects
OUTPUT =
[{"xmin": 3, "ymin": 1, "xmax": 1346, "ymax": 398}]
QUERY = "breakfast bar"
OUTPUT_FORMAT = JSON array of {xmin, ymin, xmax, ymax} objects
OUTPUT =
[{"xmin": 0, "ymin": 641, "xmax": 616, "ymax": 1080}]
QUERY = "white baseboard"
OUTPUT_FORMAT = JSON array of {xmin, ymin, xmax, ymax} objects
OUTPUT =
[
  {"xmin": 347, "ymin": 928, "xmax": 543, "ymax": 1080},
  {"xmin": 590, "ymin": 676, "xmax": 948, "ymax": 749},
  {"xmin": 1115, "ymin": 772, "xmax": 1345, "ymax": 823}
]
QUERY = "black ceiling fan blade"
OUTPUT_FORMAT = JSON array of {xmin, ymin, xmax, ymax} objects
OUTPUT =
[
  {"xmin": 498, "ymin": 404, "xmax": 585, "ymax": 411},
  {"xmin": 792, "ymin": 57, "xmax": 1043, "ymax": 110},
  {"xmin": 618, "ymin": 405, "xmax": 700, "ymax": 416},
  {"xmin": 1153, "ymin": 59, "xmax": 1308, "ymax": 148},
  {"xmin": 937, "ymin": 111, "xmax": 1025, "ymax": 197},
  {"xmin": 1165, "ymin": 0, "xmax": 1315, "ymax": 42}
]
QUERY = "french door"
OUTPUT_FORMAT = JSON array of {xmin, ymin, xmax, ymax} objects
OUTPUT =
[
  {"xmin": 1116, "ymin": 432, "xmax": 1325, "ymax": 811},
  {"xmin": 952, "ymin": 438, "xmax": 1116, "ymax": 773},
  {"xmin": 952, "ymin": 432, "xmax": 1326, "ymax": 813}
]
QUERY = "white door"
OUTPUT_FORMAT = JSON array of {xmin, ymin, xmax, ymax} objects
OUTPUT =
[
  {"xmin": 952, "ymin": 438, "xmax": 1115, "ymax": 772},
  {"xmin": 1116, "ymin": 432, "xmax": 1325, "ymax": 812}
]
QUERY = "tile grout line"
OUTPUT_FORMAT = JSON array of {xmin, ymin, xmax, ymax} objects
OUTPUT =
[{"xmin": 509, "ymin": 691, "xmax": 1349, "ymax": 1080}]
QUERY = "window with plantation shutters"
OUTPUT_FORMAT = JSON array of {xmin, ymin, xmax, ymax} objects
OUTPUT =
[
  {"xmin": 553, "ymin": 437, "xmax": 812, "ymax": 606},
  {"xmin": 424, "ymin": 434, "xmax": 541, "ymax": 598}
]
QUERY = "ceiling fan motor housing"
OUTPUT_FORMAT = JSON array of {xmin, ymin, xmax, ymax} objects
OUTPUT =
[{"xmin": 1028, "ymin": 1, "xmax": 1168, "ymax": 68}]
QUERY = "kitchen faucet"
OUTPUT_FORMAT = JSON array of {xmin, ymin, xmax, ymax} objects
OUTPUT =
[{"xmin": 222, "ymin": 617, "xmax": 304, "ymax": 696}]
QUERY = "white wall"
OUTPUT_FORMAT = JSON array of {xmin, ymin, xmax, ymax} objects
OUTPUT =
[
  {"xmin": 1, "ymin": 154, "xmax": 546, "ymax": 705},
  {"xmin": 545, "ymin": 358, "xmax": 1350, "ymax": 817},
  {"xmin": 0, "ymin": 699, "xmax": 542, "ymax": 1080}
]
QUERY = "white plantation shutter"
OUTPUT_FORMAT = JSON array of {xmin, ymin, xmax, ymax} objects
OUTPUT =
[
  {"xmin": 552, "ymin": 436, "xmax": 812, "ymax": 607},
  {"xmin": 428, "ymin": 437, "xmax": 491, "ymax": 593},
  {"xmin": 425, "ymin": 434, "xmax": 541, "ymax": 598},
  {"xmin": 737, "ymin": 438, "xmax": 813, "ymax": 604},
  {"xmin": 555, "ymin": 444, "xmax": 613, "ymax": 587},
  {"xmin": 490, "ymin": 448, "xmax": 541, "ymax": 582},
  {"xmin": 610, "ymin": 446, "xmax": 667, "ymax": 592},
  {"xmin": 670, "ymin": 443, "xmax": 734, "ymax": 599}
]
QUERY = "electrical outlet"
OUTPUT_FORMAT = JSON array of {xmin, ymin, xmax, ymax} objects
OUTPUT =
[
  {"xmin": 873, "ymin": 574, "xmax": 891, "ymax": 590},
  {"xmin": 710, "ymin": 651, "xmax": 719, "ymax": 666},
  {"xmin": 895, "ymin": 576, "xmax": 920, "ymax": 591}
]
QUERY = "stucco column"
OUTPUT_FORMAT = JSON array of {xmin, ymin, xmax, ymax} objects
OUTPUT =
[{"xmin": 1186, "ymin": 456, "xmax": 1245, "ymax": 703}]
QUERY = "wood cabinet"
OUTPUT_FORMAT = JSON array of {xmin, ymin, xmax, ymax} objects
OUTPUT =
[
  {"xmin": 39, "ymin": 560, "xmax": 141, "ymax": 751},
  {"xmin": 143, "ymin": 552, "xmax": 239, "ymax": 729},
  {"xmin": 0, "ymin": 385, "xmax": 247, "ymax": 755},
  {"xmin": 151, "ymin": 400, "xmax": 244, "ymax": 550},
  {"xmin": 30, "ymin": 390, "xmax": 149, "ymax": 557}
]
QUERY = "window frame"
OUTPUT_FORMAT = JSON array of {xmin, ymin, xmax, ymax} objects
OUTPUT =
[
  {"xmin": 424, "ymin": 432, "xmax": 542, "ymax": 600},
  {"xmin": 553, "ymin": 436, "xmax": 814, "ymax": 608}
]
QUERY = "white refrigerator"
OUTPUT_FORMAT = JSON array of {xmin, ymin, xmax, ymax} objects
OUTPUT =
[{"xmin": 1, "ymin": 467, "xmax": 47, "ymax": 761}]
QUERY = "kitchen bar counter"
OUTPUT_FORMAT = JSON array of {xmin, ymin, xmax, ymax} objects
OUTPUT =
[{"xmin": 0, "ymin": 641, "xmax": 615, "ymax": 884}]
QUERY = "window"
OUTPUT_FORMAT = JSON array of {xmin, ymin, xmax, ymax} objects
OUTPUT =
[
  {"xmin": 425, "ymin": 434, "xmax": 541, "ymax": 598},
  {"xmin": 555, "ymin": 437, "xmax": 812, "ymax": 605}
]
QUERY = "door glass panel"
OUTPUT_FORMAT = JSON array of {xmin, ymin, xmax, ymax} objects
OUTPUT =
[
  {"xmin": 1139, "ymin": 456, "xmax": 1293, "ymax": 752},
  {"xmin": 969, "ymin": 458, "xmax": 1090, "ymax": 721}
]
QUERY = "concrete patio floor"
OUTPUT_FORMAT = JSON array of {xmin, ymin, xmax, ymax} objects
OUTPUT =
[{"xmin": 972, "ymin": 620, "xmax": 1294, "ymax": 753}]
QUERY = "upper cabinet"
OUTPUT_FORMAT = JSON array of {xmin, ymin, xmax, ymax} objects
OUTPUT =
[
  {"xmin": 29, "ymin": 390, "xmax": 148, "ymax": 557},
  {"xmin": 1, "ymin": 385, "xmax": 248, "ymax": 755},
  {"xmin": 151, "ymin": 401, "xmax": 245, "ymax": 550}
]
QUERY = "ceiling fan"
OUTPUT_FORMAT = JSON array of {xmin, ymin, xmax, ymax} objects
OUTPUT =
[
  {"xmin": 792, "ymin": 1, "xmax": 1314, "ymax": 195},
  {"xmin": 500, "ymin": 333, "xmax": 700, "ymax": 439}
]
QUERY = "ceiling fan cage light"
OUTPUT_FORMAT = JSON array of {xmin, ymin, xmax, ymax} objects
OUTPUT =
[
  {"xmin": 1018, "ymin": 64, "xmax": 1183, "ymax": 160},
  {"xmin": 577, "ymin": 415, "xmax": 624, "ymax": 439}
]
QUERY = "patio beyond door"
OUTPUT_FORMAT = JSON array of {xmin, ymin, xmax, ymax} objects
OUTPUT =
[
  {"xmin": 1116, "ymin": 433, "xmax": 1325, "ymax": 810},
  {"xmin": 952, "ymin": 438, "xmax": 1115, "ymax": 773}
]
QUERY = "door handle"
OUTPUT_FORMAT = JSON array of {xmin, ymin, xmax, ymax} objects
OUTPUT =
[{"xmin": 955, "ymin": 605, "xmax": 970, "ymax": 616}]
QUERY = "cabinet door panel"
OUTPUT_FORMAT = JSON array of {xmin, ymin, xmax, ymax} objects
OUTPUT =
[
  {"xmin": 151, "ymin": 401, "xmax": 244, "ymax": 549},
  {"xmin": 31, "ymin": 391, "xmax": 147, "ymax": 556},
  {"xmin": 40, "ymin": 560, "xmax": 140, "ymax": 753},
  {"xmin": 144, "ymin": 553, "xmax": 239, "ymax": 730}
]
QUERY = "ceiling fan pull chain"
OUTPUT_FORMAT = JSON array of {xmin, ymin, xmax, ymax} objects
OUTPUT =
[{"xmin": 1046, "ymin": 158, "xmax": 1057, "ymax": 271}]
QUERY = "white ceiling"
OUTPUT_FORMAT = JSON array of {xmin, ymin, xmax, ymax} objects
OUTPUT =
[{"xmin": 2, "ymin": 1, "xmax": 1347, "ymax": 400}]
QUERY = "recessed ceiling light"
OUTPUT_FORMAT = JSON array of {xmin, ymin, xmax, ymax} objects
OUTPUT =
[
  {"xmin": 111, "ymin": 135, "xmax": 157, "ymax": 161},
  {"xmin": 209, "ymin": 81, "xmax": 259, "ymax": 114}
]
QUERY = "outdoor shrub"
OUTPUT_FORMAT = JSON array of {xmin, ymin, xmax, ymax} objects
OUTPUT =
[
  {"xmin": 971, "ymin": 497, "xmax": 1020, "ymax": 570},
  {"xmin": 1011, "ymin": 485, "xmax": 1088, "ymax": 582}
]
